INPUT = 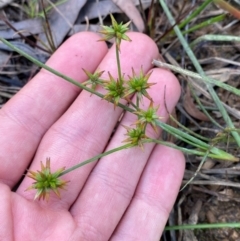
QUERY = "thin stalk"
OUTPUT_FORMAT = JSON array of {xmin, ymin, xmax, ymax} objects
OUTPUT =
[
  {"xmin": 165, "ymin": 222, "xmax": 240, "ymax": 231},
  {"xmin": 128, "ymin": 100, "xmax": 139, "ymax": 110},
  {"xmin": 136, "ymin": 96, "xmax": 140, "ymax": 108},
  {"xmin": 41, "ymin": 0, "xmax": 56, "ymax": 52},
  {"xmin": 116, "ymin": 46, "xmax": 122, "ymax": 84},
  {"xmin": 188, "ymin": 82, "xmax": 223, "ymax": 129},
  {"xmin": 156, "ymin": 120, "xmax": 238, "ymax": 161},
  {"xmin": 162, "ymin": 65, "xmax": 222, "ymax": 130},
  {"xmin": 152, "ymin": 60, "xmax": 240, "ymax": 96},
  {"xmin": 181, "ymin": 14, "xmax": 225, "ymax": 35},
  {"xmin": 0, "ymin": 17, "xmax": 51, "ymax": 54},
  {"xmin": 145, "ymin": 139, "xmax": 237, "ymax": 161},
  {"xmin": 148, "ymin": 139, "xmax": 221, "ymax": 159},
  {"xmin": 60, "ymin": 144, "xmax": 132, "ymax": 176},
  {"xmin": 159, "ymin": 0, "xmax": 240, "ymax": 146},
  {"xmin": 159, "ymin": 129, "xmax": 208, "ymax": 150},
  {"xmin": 177, "ymin": 0, "xmax": 213, "ymax": 30},
  {"xmin": 168, "ymin": 114, "xmax": 210, "ymax": 142},
  {"xmin": 164, "ymin": 0, "xmax": 214, "ymax": 39},
  {"xmin": 180, "ymin": 149, "xmax": 210, "ymax": 190},
  {"xmin": 156, "ymin": 120, "xmax": 208, "ymax": 150},
  {"xmin": 190, "ymin": 34, "xmax": 240, "ymax": 48}
]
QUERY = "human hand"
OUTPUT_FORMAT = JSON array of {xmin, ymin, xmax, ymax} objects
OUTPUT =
[{"xmin": 0, "ymin": 32, "xmax": 185, "ymax": 241}]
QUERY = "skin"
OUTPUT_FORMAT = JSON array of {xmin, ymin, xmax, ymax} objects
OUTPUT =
[{"xmin": 0, "ymin": 32, "xmax": 185, "ymax": 241}]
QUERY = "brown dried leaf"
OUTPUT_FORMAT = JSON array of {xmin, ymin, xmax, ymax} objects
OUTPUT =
[
  {"xmin": 38, "ymin": 0, "xmax": 87, "ymax": 49},
  {"xmin": 183, "ymin": 87, "xmax": 210, "ymax": 121}
]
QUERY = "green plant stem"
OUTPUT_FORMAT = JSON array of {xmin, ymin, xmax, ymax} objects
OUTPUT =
[
  {"xmin": 159, "ymin": 0, "xmax": 240, "ymax": 146},
  {"xmin": 152, "ymin": 60, "xmax": 240, "ymax": 96},
  {"xmin": 0, "ymin": 37, "xmax": 134, "ymax": 113},
  {"xmin": 129, "ymin": 100, "xmax": 138, "ymax": 110},
  {"xmin": 148, "ymin": 139, "xmax": 218, "ymax": 158},
  {"xmin": 168, "ymin": 114, "xmax": 210, "ymax": 142},
  {"xmin": 40, "ymin": 0, "xmax": 67, "ymax": 18},
  {"xmin": 149, "ymin": 138, "xmax": 235, "ymax": 160},
  {"xmin": 177, "ymin": 0, "xmax": 213, "ymax": 30},
  {"xmin": 190, "ymin": 34, "xmax": 240, "ymax": 47},
  {"xmin": 60, "ymin": 144, "xmax": 132, "ymax": 176},
  {"xmin": 181, "ymin": 14, "xmax": 225, "ymax": 35},
  {"xmin": 165, "ymin": 222, "xmax": 240, "ymax": 231},
  {"xmin": 188, "ymin": 82, "xmax": 223, "ymax": 129},
  {"xmin": 155, "ymin": 120, "xmax": 238, "ymax": 161},
  {"xmin": 136, "ymin": 96, "xmax": 140, "ymax": 108},
  {"xmin": 116, "ymin": 45, "xmax": 122, "ymax": 84},
  {"xmin": 180, "ymin": 149, "xmax": 210, "ymax": 190},
  {"xmin": 165, "ymin": 0, "xmax": 214, "ymax": 38}
]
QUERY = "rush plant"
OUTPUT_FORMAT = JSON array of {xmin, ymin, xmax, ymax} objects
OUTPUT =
[{"xmin": 0, "ymin": 14, "xmax": 238, "ymax": 201}]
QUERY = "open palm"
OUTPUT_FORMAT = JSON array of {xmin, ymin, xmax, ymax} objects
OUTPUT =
[{"xmin": 0, "ymin": 32, "xmax": 185, "ymax": 241}]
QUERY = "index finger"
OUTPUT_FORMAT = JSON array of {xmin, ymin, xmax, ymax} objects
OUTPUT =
[{"xmin": 0, "ymin": 32, "xmax": 108, "ymax": 187}]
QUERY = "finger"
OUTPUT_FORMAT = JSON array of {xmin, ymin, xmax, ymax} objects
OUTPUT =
[
  {"xmin": 17, "ymin": 33, "xmax": 159, "ymax": 209},
  {"xmin": 0, "ymin": 32, "xmax": 108, "ymax": 187},
  {"xmin": 0, "ymin": 183, "xmax": 14, "ymax": 241},
  {"xmin": 70, "ymin": 68, "xmax": 181, "ymax": 240},
  {"xmin": 111, "ymin": 146, "xmax": 185, "ymax": 240}
]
